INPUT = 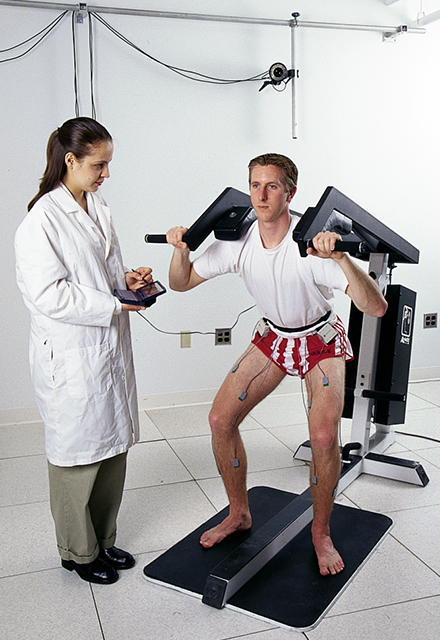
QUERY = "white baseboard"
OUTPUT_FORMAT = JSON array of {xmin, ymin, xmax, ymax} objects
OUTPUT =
[{"xmin": 409, "ymin": 366, "xmax": 440, "ymax": 382}]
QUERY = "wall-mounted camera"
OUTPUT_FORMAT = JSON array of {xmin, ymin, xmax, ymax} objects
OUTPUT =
[
  {"xmin": 269, "ymin": 62, "xmax": 289, "ymax": 82},
  {"xmin": 259, "ymin": 62, "xmax": 297, "ymax": 91}
]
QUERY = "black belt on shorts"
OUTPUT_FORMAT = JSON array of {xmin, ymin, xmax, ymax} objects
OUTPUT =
[{"xmin": 263, "ymin": 310, "xmax": 331, "ymax": 334}]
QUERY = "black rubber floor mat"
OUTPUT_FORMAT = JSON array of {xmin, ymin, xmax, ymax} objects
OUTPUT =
[{"xmin": 144, "ymin": 486, "xmax": 392, "ymax": 631}]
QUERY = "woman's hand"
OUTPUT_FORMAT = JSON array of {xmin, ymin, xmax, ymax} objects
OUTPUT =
[
  {"xmin": 121, "ymin": 302, "xmax": 147, "ymax": 312},
  {"xmin": 125, "ymin": 267, "xmax": 153, "ymax": 290}
]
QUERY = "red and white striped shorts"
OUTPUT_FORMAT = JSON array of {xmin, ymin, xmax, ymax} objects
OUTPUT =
[{"xmin": 251, "ymin": 316, "xmax": 353, "ymax": 379}]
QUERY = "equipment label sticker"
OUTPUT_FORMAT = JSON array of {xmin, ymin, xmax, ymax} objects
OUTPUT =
[{"xmin": 401, "ymin": 305, "xmax": 413, "ymax": 345}]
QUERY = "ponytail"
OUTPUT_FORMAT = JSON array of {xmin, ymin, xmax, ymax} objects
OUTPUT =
[{"xmin": 27, "ymin": 130, "xmax": 65, "ymax": 211}]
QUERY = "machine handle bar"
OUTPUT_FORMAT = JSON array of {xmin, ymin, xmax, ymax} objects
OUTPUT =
[
  {"xmin": 145, "ymin": 234, "xmax": 168, "ymax": 244},
  {"xmin": 307, "ymin": 239, "xmax": 368, "ymax": 254}
]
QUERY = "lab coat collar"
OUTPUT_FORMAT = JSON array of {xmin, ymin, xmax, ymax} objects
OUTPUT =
[
  {"xmin": 55, "ymin": 183, "xmax": 83, "ymax": 214},
  {"xmin": 90, "ymin": 194, "xmax": 112, "ymax": 259},
  {"xmin": 54, "ymin": 184, "xmax": 113, "ymax": 259}
]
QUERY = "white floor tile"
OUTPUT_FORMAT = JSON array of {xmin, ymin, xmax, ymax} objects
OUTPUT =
[
  {"xmin": 2, "ymin": 379, "xmax": 440, "ymax": 640},
  {"xmin": 196, "ymin": 476, "xmax": 229, "ymax": 511},
  {"xmin": 0, "ymin": 406, "xmax": 41, "ymax": 425},
  {"xmin": 342, "ymin": 457, "xmax": 440, "ymax": 513},
  {"xmin": 243, "ymin": 429, "xmax": 303, "ymax": 474},
  {"xmin": 328, "ymin": 535, "xmax": 440, "ymax": 617},
  {"xmin": 307, "ymin": 595, "xmax": 440, "ymax": 640},
  {"xmin": 146, "ymin": 402, "xmax": 212, "ymax": 438},
  {"xmin": 266, "ymin": 422, "xmax": 311, "ymax": 454},
  {"xmin": 0, "ymin": 454, "xmax": 48, "ymax": 507},
  {"xmin": 169, "ymin": 429, "xmax": 299, "ymax": 482},
  {"xmin": 416, "ymin": 446, "xmax": 440, "ymax": 469},
  {"xmin": 117, "ymin": 481, "xmax": 217, "ymax": 554},
  {"xmin": 1, "ymin": 569, "xmax": 103, "ymax": 640},
  {"xmin": 272, "ymin": 376, "xmax": 303, "ymax": 395},
  {"xmin": 146, "ymin": 403, "xmax": 261, "ymax": 440},
  {"xmin": 249, "ymin": 392, "xmax": 309, "ymax": 427},
  {"xmin": 406, "ymin": 391, "xmax": 437, "ymax": 411},
  {"xmin": 399, "ymin": 407, "xmax": 440, "ymax": 443},
  {"xmin": 394, "ymin": 429, "xmax": 440, "ymax": 452},
  {"xmin": 225, "ymin": 629, "xmax": 305, "ymax": 639},
  {"xmin": 138, "ymin": 388, "xmax": 217, "ymax": 410},
  {"xmin": 168, "ymin": 434, "xmax": 219, "ymax": 480},
  {"xmin": 196, "ymin": 464, "xmax": 311, "ymax": 514},
  {"xmin": 93, "ymin": 551, "xmax": 282, "ymax": 640},
  {"xmin": 247, "ymin": 465, "xmax": 311, "ymax": 496},
  {"xmin": 0, "ymin": 421, "xmax": 45, "ymax": 458},
  {"xmin": 391, "ymin": 503, "xmax": 440, "ymax": 574},
  {"xmin": 0, "ymin": 501, "xmax": 57, "ymax": 577},
  {"xmin": 408, "ymin": 380, "xmax": 440, "ymax": 407},
  {"xmin": 125, "ymin": 440, "xmax": 192, "ymax": 489},
  {"xmin": 138, "ymin": 409, "xmax": 164, "ymax": 442}
]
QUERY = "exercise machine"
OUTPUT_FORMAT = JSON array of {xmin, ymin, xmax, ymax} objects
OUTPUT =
[{"xmin": 143, "ymin": 186, "xmax": 427, "ymax": 631}]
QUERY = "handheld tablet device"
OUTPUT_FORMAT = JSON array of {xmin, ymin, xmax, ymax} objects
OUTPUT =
[{"xmin": 114, "ymin": 281, "xmax": 166, "ymax": 307}]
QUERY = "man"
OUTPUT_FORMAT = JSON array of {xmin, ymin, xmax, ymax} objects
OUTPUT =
[{"xmin": 166, "ymin": 154, "xmax": 387, "ymax": 576}]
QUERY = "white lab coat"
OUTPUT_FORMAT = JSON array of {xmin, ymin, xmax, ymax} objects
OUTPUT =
[{"xmin": 15, "ymin": 184, "xmax": 139, "ymax": 466}]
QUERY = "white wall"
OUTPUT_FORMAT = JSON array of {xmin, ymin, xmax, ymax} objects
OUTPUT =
[{"xmin": 1, "ymin": 0, "xmax": 439, "ymax": 410}]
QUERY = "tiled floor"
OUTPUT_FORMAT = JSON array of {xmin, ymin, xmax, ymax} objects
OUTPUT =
[{"xmin": 1, "ymin": 377, "xmax": 440, "ymax": 639}]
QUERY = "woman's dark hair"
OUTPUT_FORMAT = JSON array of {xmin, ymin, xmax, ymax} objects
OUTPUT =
[{"xmin": 27, "ymin": 117, "xmax": 112, "ymax": 211}]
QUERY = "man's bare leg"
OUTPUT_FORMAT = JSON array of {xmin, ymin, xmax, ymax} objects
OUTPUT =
[
  {"xmin": 305, "ymin": 357, "xmax": 345, "ymax": 576},
  {"xmin": 200, "ymin": 419, "xmax": 251, "ymax": 548},
  {"xmin": 200, "ymin": 344, "xmax": 285, "ymax": 548}
]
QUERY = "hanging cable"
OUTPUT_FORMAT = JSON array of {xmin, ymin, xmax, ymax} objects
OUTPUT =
[
  {"xmin": 135, "ymin": 304, "xmax": 256, "ymax": 336},
  {"xmin": 71, "ymin": 11, "xmax": 80, "ymax": 116},
  {"xmin": 89, "ymin": 12, "xmax": 269, "ymax": 85},
  {"xmin": 395, "ymin": 430, "xmax": 440, "ymax": 444},
  {"xmin": 88, "ymin": 11, "xmax": 96, "ymax": 119},
  {"xmin": 0, "ymin": 10, "xmax": 68, "ymax": 63}
]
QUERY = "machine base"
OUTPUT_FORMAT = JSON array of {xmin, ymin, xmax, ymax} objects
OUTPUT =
[{"xmin": 143, "ymin": 486, "xmax": 393, "ymax": 632}]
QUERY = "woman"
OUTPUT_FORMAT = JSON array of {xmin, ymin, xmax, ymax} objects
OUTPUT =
[{"xmin": 15, "ymin": 117, "xmax": 151, "ymax": 585}]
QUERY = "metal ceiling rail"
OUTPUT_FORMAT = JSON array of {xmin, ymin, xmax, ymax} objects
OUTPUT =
[
  {"xmin": 0, "ymin": 0, "xmax": 427, "ymax": 36},
  {"xmin": 1, "ymin": 0, "xmax": 426, "ymax": 139}
]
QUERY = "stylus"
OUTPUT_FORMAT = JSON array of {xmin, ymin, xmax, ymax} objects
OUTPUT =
[{"xmin": 131, "ymin": 269, "xmax": 150, "ymax": 285}]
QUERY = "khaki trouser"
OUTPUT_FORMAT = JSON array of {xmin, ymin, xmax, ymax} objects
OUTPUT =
[{"xmin": 48, "ymin": 452, "xmax": 127, "ymax": 564}]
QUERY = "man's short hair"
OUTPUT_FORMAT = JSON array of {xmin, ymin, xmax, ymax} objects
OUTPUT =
[{"xmin": 248, "ymin": 153, "xmax": 298, "ymax": 191}]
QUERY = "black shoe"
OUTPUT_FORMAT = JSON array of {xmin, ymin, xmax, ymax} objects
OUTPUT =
[
  {"xmin": 61, "ymin": 556, "xmax": 119, "ymax": 584},
  {"xmin": 99, "ymin": 546, "xmax": 135, "ymax": 570}
]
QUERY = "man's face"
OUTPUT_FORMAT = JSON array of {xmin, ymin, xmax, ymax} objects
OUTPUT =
[{"xmin": 249, "ymin": 164, "xmax": 296, "ymax": 224}]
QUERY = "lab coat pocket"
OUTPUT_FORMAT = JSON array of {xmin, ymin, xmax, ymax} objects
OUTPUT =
[
  {"xmin": 64, "ymin": 342, "xmax": 113, "ymax": 400},
  {"xmin": 33, "ymin": 337, "xmax": 57, "ymax": 390}
]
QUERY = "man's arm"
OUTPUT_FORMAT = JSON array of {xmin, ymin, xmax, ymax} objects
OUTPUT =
[
  {"xmin": 308, "ymin": 231, "xmax": 388, "ymax": 318},
  {"xmin": 334, "ymin": 253, "xmax": 388, "ymax": 317},
  {"xmin": 166, "ymin": 226, "xmax": 206, "ymax": 291}
]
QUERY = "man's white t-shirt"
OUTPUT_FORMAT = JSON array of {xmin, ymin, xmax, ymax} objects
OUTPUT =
[{"xmin": 193, "ymin": 215, "xmax": 349, "ymax": 338}]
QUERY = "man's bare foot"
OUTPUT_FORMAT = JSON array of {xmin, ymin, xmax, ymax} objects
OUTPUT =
[
  {"xmin": 200, "ymin": 512, "xmax": 252, "ymax": 548},
  {"xmin": 312, "ymin": 532, "xmax": 345, "ymax": 576}
]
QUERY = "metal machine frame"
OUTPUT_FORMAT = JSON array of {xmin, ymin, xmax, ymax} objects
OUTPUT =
[{"xmin": 293, "ymin": 187, "xmax": 427, "ymax": 488}]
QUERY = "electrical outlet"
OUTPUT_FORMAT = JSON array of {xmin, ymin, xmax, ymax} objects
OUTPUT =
[
  {"xmin": 180, "ymin": 331, "xmax": 191, "ymax": 348},
  {"xmin": 423, "ymin": 313, "xmax": 437, "ymax": 328},
  {"xmin": 215, "ymin": 328, "xmax": 232, "ymax": 345}
]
